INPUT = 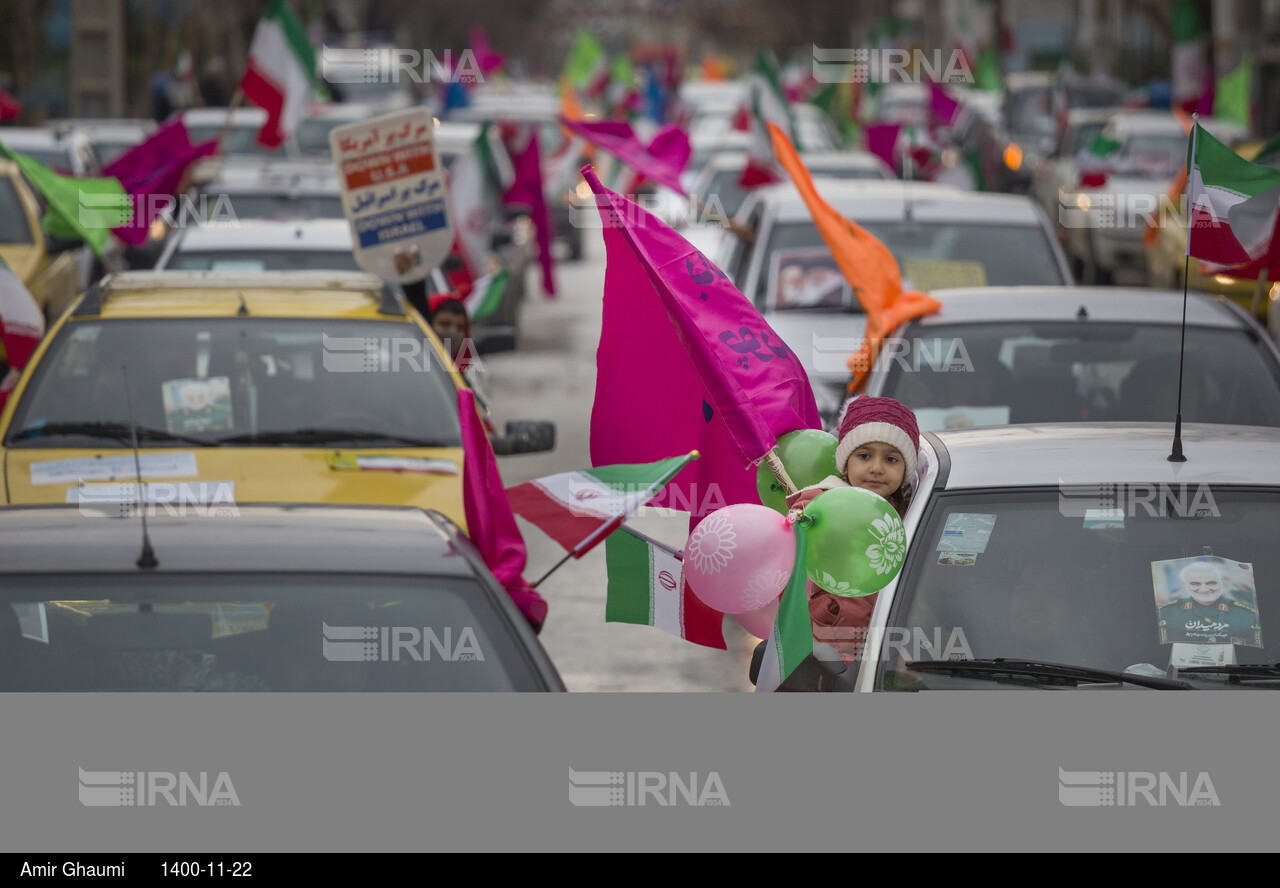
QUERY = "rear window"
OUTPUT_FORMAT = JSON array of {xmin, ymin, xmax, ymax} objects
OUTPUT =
[
  {"xmin": 0, "ymin": 574, "xmax": 545, "ymax": 691},
  {"xmin": 218, "ymin": 193, "xmax": 345, "ymax": 220}
]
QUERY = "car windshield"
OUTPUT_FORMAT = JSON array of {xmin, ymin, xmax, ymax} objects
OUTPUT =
[
  {"xmin": 168, "ymin": 249, "xmax": 360, "ymax": 272},
  {"xmin": 878, "ymin": 488, "xmax": 1280, "ymax": 690},
  {"xmin": 0, "ymin": 178, "xmax": 33, "ymax": 243},
  {"xmin": 1007, "ymin": 86, "xmax": 1055, "ymax": 136},
  {"xmin": 218, "ymin": 193, "xmax": 345, "ymax": 220},
  {"xmin": 6, "ymin": 318, "xmax": 462, "ymax": 447},
  {"xmin": 295, "ymin": 118, "xmax": 346, "ymax": 156},
  {"xmin": 758, "ymin": 220, "xmax": 1064, "ymax": 304},
  {"xmin": 879, "ymin": 321, "xmax": 1280, "ymax": 430},
  {"xmin": 0, "ymin": 574, "xmax": 543, "ymax": 691},
  {"xmin": 185, "ymin": 125, "xmax": 280, "ymax": 157},
  {"xmin": 1115, "ymin": 133, "xmax": 1187, "ymax": 177}
]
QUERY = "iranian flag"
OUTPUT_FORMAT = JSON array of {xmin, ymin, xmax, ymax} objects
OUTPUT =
[
  {"xmin": 740, "ymin": 51, "xmax": 798, "ymax": 188},
  {"xmin": 447, "ymin": 124, "xmax": 512, "ymax": 284},
  {"xmin": 754, "ymin": 522, "xmax": 813, "ymax": 692},
  {"xmin": 1187, "ymin": 122, "xmax": 1280, "ymax": 266},
  {"xmin": 1171, "ymin": 1, "xmax": 1206, "ymax": 113},
  {"xmin": 507, "ymin": 453, "xmax": 698, "ymax": 556},
  {"xmin": 239, "ymin": 0, "xmax": 316, "ymax": 148},
  {"xmin": 605, "ymin": 525, "xmax": 725, "ymax": 649},
  {"xmin": 465, "ymin": 269, "xmax": 508, "ymax": 322},
  {"xmin": 0, "ymin": 255, "xmax": 45, "ymax": 411}
]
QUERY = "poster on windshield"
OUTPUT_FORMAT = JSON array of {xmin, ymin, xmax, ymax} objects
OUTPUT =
[
  {"xmin": 1152, "ymin": 555, "xmax": 1261, "ymax": 648},
  {"xmin": 766, "ymin": 248, "xmax": 854, "ymax": 311},
  {"xmin": 330, "ymin": 108, "xmax": 454, "ymax": 284}
]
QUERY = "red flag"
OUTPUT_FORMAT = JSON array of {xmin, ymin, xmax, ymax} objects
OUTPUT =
[
  {"xmin": 458, "ymin": 387, "xmax": 548, "ymax": 631},
  {"xmin": 0, "ymin": 86, "xmax": 21, "ymax": 122}
]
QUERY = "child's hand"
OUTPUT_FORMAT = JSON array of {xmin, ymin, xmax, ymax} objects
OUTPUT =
[{"xmin": 785, "ymin": 487, "xmax": 824, "ymax": 512}]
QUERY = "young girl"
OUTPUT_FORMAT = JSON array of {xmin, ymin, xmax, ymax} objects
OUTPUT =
[{"xmin": 786, "ymin": 396, "xmax": 920, "ymax": 665}]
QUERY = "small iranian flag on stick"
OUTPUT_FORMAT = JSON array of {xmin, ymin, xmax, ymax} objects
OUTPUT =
[
  {"xmin": 507, "ymin": 453, "xmax": 698, "ymax": 556},
  {"xmin": 755, "ymin": 521, "xmax": 814, "ymax": 692},
  {"xmin": 1187, "ymin": 122, "xmax": 1280, "ymax": 266},
  {"xmin": 605, "ymin": 525, "xmax": 726, "ymax": 649},
  {"xmin": 240, "ymin": 0, "xmax": 316, "ymax": 148},
  {"xmin": 740, "ymin": 50, "xmax": 798, "ymax": 188}
]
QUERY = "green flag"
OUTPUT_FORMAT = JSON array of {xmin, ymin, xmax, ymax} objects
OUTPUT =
[
  {"xmin": 0, "ymin": 142, "xmax": 127, "ymax": 258},
  {"xmin": 1214, "ymin": 55, "xmax": 1252, "ymax": 133},
  {"xmin": 975, "ymin": 46, "xmax": 1002, "ymax": 92},
  {"xmin": 564, "ymin": 29, "xmax": 607, "ymax": 92},
  {"xmin": 755, "ymin": 522, "xmax": 814, "ymax": 692}
]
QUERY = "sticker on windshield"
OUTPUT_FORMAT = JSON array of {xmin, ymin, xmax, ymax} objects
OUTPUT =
[
  {"xmin": 29, "ymin": 452, "xmax": 199, "ymax": 485},
  {"xmin": 902, "ymin": 259, "xmax": 987, "ymax": 292},
  {"xmin": 325, "ymin": 453, "xmax": 459, "ymax": 475},
  {"xmin": 208, "ymin": 259, "xmax": 266, "ymax": 273},
  {"xmin": 1083, "ymin": 508, "xmax": 1124, "ymax": 530},
  {"xmin": 937, "ymin": 552, "xmax": 977, "ymax": 566},
  {"xmin": 1152, "ymin": 556, "xmax": 1262, "ymax": 647},
  {"xmin": 765, "ymin": 247, "xmax": 854, "ymax": 311},
  {"xmin": 162, "ymin": 376, "xmax": 233, "ymax": 435},
  {"xmin": 936, "ymin": 513, "xmax": 995, "ymax": 553},
  {"xmin": 912, "ymin": 405, "xmax": 1010, "ymax": 432},
  {"xmin": 1169, "ymin": 643, "xmax": 1237, "ymax": 670}
]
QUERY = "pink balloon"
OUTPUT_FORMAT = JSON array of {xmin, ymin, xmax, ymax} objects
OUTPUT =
[
  {"xmin": 734, "ymin": 597, "xmax": 781, "ymax": 640},
  {"xmin": 685, "ymin": 504, "xmax": 796, "ymax": 615}
]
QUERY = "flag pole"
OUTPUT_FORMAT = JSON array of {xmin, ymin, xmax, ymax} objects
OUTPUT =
[
  {"xmin": 1169, "ymin": 114, "xmax": 1198, "ymax": 463},
  {"xmin": 215, "ymin": 87, "xmax": 245, "ymax": 154},
  {"xmin": 764, "ymin": 447, "xmax": 798, "ymax": 495}
]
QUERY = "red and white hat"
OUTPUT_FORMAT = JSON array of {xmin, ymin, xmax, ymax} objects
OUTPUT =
[{"xmin": 833, "ymin": 396, "xmax": 920, "ymax": 489}]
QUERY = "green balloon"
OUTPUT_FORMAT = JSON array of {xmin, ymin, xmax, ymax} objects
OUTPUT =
[
  {"xmin": 803, "ymin": 486, "xmax": 906, "ymax": 597},
  {"xmin": 756, "ymin": 429, "xmax": 839, "ymax": 514}
]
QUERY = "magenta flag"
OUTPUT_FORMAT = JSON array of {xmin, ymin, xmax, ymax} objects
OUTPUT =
[
  {"xmin": 864, "ymin": 122, "xmax": 902, "ymax": 173},
  {"xmin": 585, "ymin": 166, "xmax": 820, "ymax": 521},
  {"xmin": 503, "ymin": 127, "xmax": 556, "ymax": 297},
  {"xmin": 468, "ymin": 26, "xmax": 505, "ymax": 76},
  {"xmin": 929, "ymin": 81, "xmax": 961, "ymax": 128},
  {"xmin": 103, "ymin": 119, "xmax": 218, "ymax": 246},
  {"xmin": 459, "ymin": 387, "xmax": 548, "ymax": 631},
  {"xmin": 559, "ymin": 116, "xmax": 689, "ymax": 195}
]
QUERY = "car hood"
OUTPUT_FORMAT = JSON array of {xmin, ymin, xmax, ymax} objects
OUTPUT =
[{"xmin": 4, "ymin": 446, "xmax": 467, "ymax": 531}]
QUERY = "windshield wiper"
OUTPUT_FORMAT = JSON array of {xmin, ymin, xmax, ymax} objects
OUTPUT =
[
  {"xmin": 8, "ymin": 422, "xmax": 220, "ymax": 447},
  {"xmin": 906, "ymin": 658, "xmax": 1193, "ymax": 690},
  {"xmin": 213, "ymin": 428, "xmax": 452, "ymax": 447},
  {"xmin": 1178, "ymin": 663, "xmax": 1280, "ymax": 681}
]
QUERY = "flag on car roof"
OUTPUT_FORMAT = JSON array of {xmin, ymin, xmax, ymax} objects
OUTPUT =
[
  {"xmin": 502, "ymin": 125, "xmax": 556, "ymax": 297},
  {"xmin": 741, "ymin": 50, "xmax": 798, "ymax": 187},
  {"xmin": 1187, "ymin": 121, "xmax": 1280, "ymax": 266},
  {"xmin": 458, "ymin": 387, "xmax": 548, "ymax": 632},
  {"xmin": 239, "ymin": 0, "xmax": 317, "ymax": 148},
  {"xmin": 564, "ymin": 29, "xmax": 609, "ymax": 97},
  {"xmin": 0, "ymin": 142, "xmax": 127, "ymax": 258},
  {"xmin": 558, "ymin": 117, "xmax": 690, "ymax": 195},
  {"xmin": 768, "ymin": 123, "xmax": 941, "ymax": 390},
  {"xmin": 1171, "ymin": 0, "xmax": 1207, "ymax": 114},
  {"xmin": 508, "ymin": 453, "xmax": 698, "ymax": 554},
  {"xmin": 0, "ymin": 255, "xmax": 44, "ymax": 413},
  {"xmin": 447, "ymin": 123, "xmax": 512, "ymax": 289},
  {"xmin": 754, "ymin": 521, "xmax": 813, "ymax": 692},
  {"xmin": 605, "ymin": 525, "xmax": 725, "ymax": 648}
]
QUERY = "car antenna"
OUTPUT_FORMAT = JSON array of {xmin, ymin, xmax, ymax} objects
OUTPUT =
[
  {"xmin": 1168, "ymin": 115, "xmax": 1198, "ymax": 464},
  {"xmin": 236, "ymin": 292, "xmax": 249, "ymax": 316},
  {"xmin": 121, "ymin": 364, "xmax": 158, "ymax": 569},
  {"xmin": 902, "ymin": 133, "xmax": 915, "ymax": 223}
]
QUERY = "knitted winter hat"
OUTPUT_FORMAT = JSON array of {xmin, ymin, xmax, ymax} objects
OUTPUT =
[{"xmin": 833, "ymin": 396, "xmax": 920, "ymax": 489}]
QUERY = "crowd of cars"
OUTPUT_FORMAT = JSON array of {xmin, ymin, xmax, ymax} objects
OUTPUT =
[{"xmin": 2, "ymin": 59, "xmax": 1280, "ymax": 694}]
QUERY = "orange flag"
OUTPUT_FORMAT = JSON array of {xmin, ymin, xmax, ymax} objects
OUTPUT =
[{"xmin": 767, "ymin": 123, "xmax": 942, "ymax": 391}]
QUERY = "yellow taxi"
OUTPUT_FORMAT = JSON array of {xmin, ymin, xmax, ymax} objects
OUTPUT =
[
  {"xmin": 0, "ymin": 271, "xmax": 494, "ymax": 527},
  {"xmin": 0, "ymin": 158, "xmax": 81, "ymax": 332}
]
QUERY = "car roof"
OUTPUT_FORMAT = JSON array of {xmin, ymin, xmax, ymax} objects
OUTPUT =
[
  {"xmin": 0, "ymin": 127, "xmax": 81, "ymax": 149},
  {"xmin": 75, "ymin": 270, "xmax": 400, "ymax": 320},
  {"xmin": 931, "ymin": 423, "xmax": 1280, "ymax": 488},
  {"xmin": 178, "ymin": 107, "xmax": 268, "ymax": 126},
  {"xmin": 910, "ymin": 287, "xmax": 1247, "ymax": 329},
  {"xmin": 171, "ymin": 219, "xmax": 353, "ymax": 252},
  {"xmin": 756, "ymin": 180, "xmax": 1046, "ymax": 225},
  {"xmin": 702, "ymin": 150, "xmax": 888, "ymax": 173},
  {"xmin": 0, "ymin": 504, "xmax": 477, "ymax": 576}
]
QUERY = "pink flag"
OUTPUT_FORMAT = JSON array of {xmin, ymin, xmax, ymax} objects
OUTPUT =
[
  {"xmin": 468, "ymin": 26, "xmax": 505, "ymax": 76},
  {"xmin": 103, "ymin": 119, "xmax": 218, "ymax": 246},
  {"xmin": 459, "ymin": 387, "xmax": 548, "ymax": 631},
  {"xmin": 559, "ymin": 116, "xmax": 690, "ymax": 195},
  {"xmin": 928, "ymin": 81, "xmax": 961, "ymax": 128},
  {"xmin": 585, "ymin": 165, "xmax": 820, "ymax": 522},
  {"xmin": 864, "ymin": 122, "xmax": 902, "ymax": 174},
  {"xmin": 502, "ymin": 126, "xmax": 556, "ymax": 297}
]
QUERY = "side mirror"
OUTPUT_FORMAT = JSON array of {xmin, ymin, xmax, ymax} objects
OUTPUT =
[{"xmin": 493, "ymin": 420, "xmax": 555, "ymax": 455}]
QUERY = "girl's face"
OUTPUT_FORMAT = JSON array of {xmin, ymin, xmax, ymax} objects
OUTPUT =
[{"xmin": 845, "ymin": 441, "xmax": 906, "ymax": 497}]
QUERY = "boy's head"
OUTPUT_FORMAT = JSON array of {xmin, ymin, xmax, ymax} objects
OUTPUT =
[
  {"xmin": 427, "ymin": 296, "xmax": 469, "ymax": 360},
  {"xmin": 834, "ymin": 397, "xmax": 920, "ymax": 494}
]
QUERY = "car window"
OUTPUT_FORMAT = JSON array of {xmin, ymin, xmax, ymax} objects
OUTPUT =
[
  {"xmin": 1116, "ymin": 133, "xmax": 1186, "ymax": 178},
  {"xmin": 1006, "ymin": 86, "xmax": 1055, "ymax": 136},
  {"xmin": 700, "ymin": 168, "xmax": 750, "ymax": 220},
  {"xmin": 218, "ymin": 193, "xmax": 345, "ymax": 220},
  {"xmin": 185, "ymin": 125, "xmax": 279, "ymax": 156},
  {"xmin": 295, "ymin": 118, "xmax": 345, "ymax": 156},
  {"xmin": 168, "ymin": 250, "xmax": 360, "ymax": 272},
  {"xmin": 756, "ymin": 220, "xmax": 1065, "ymax": 303},
  {"xmin": 7, "ymin": 318, "xmax": 463, "ymax": 447},
  {"xmin": 878, "ymin": 488, "xmax": 1280, "ymax": 689},
  {"xmin": 879, "ymin": 321, "xmax": 1280, "ymax": 430},
  {"xmin": 1063, "ymin": 121, "xmax": 1107, "ymax": 156},
  {"xmin": 0, "ymin": 574, "xmax": 544, "ymax": 691},
  {"xmin": 0, "ymin": 177, "xmax": 34, "ymax": 244}
]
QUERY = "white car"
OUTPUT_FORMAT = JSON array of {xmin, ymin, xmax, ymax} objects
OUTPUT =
[
  {"xmin": 764, "ymin": 423, "xmax": 1280, "ymax": 691},
  {"xmin": 155, "ymin": 219, "xmax": 360, "ymax": 273},
  {"xmin": 1029, "ymin": 107, "xmax": 1117, "ymax": 231},
  {"xmin": 44, "ymin": 118, "xmax": 154, "ymax": 166},
  {"xmin": 720, "ymin": 180, "xmax": 1073, "ymax": 423}
]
